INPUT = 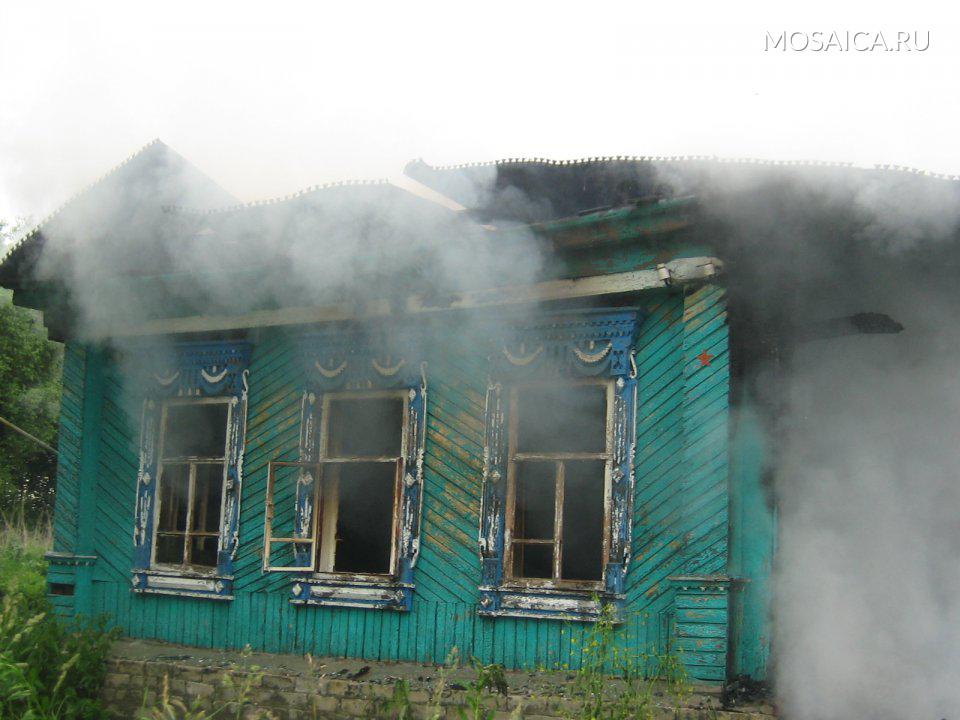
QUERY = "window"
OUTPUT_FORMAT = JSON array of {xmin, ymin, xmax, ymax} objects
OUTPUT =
[
  {"xmin": 131, "ymin": 340, "xmax": 251, "ymax": 601},
  {"xmin": 478, "ymin": 309, "xmax": 640, "ymax": 621},
  {"xmin": 153, "ymin": 400, "xmax": 231, "ymax": 572},
  {"xmin": 264, "ymin": 328, "xmax": 428, "ymax": 611},
  {"xmin": 506, "ymin": 382, "xmax": 611, "ymax": 586},
  {"xmin": 316, "ymin": 393, "xmax": 405, "ymax": 576}
]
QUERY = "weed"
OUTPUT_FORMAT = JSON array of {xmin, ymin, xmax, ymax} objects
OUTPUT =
[
  {"xmin": 137, "ymin": 658, "xmax": 276, "ymax": 720},
  {"xmin": 565, "ymin": 602, "xmax": 692, "ymax": 720},
  {"xmin": 420, "ymin": 646, "xmax": 458, "ymax": 720},
  {"xmin": 378, "ymin": 679, "xmax": 413, "ymax": 720},
  {"xmin": 0, "ymin": 517, "xmax": 50, "ymax": 608},
  {"xmin": 456, "ymin": 658, "xmax": 508, "ymax": 720},
  {"xmin": 0, "ymin": 593, "xmax": 117, "ymax": 719}
]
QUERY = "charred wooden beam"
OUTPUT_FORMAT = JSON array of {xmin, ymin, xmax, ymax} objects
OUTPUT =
[{"xmin": 794, "ymin": 312, "xmax": 904, "ymax": 344}]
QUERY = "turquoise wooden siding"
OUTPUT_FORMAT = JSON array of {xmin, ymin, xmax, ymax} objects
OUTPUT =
[
  {"xmin": 728, "ymin": 400, "xmax": 776, "ymax": 679},
  {"xmin": 626, "ymin": 285, "xmax": 731, "ymax": 681},
  {"xmin": 47, "ymin": 344, "xmax": 86, "ymax": 615},
  {"xmin": 52, "ymin": 344, "xmax": 85, "ymax": 554},
  {"xmin": 49, "ymin": 285, "xmax": 731, "ymax": 677}
]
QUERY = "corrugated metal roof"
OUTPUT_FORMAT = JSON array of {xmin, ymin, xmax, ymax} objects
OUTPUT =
[{"xmin": 405, "ymin": 155, "xmax": 960, "ymax": 223}]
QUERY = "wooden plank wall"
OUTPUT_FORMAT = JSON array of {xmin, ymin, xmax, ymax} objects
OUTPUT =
[
  {"xmin": 54, "ymin": 285, "xmax": 730, "ymax": 673},
  {"xmin": 51, "ymin": 344, "xmax": 85, "ymax": 554},
  {"xmin": 47, "ymin": 344, "xmax": 87, "ymax": 615}
]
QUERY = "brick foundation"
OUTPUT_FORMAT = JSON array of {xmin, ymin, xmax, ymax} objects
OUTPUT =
[{"xmin": 101, "ymin": 640, "xmax": 775, "ymax": 719}]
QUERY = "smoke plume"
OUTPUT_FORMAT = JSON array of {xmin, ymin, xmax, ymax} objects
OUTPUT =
[{"xmin": 685, "ymin": 163, "xmax": 960, "ymax": 719}]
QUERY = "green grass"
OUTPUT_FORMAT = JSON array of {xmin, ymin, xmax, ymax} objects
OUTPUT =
[
  {"xmin": 0, "ymin": 515, "xmax": 50, "ymax": 607},
  {"xmin": 0, "ymin": 518, "xmax": 117, "ymax": 719}
]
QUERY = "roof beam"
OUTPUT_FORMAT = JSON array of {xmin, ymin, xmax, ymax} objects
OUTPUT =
[{"xmin": 93, "ymin": 257, "xmax": 722, "ymax": 338}]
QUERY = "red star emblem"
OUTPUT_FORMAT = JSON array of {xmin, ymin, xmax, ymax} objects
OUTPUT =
[{"xmin": 697, "ymin": 350, "xmax": 714, "ymax": 367}]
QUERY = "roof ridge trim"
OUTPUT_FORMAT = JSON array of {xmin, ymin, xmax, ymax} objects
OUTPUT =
[
  {"xmin": 408, "ymin": 155, "xmax": 960, "ymax": 181},
  {"xmin": 1, "ymin": 139, "xmax": 165, "ymax": 265}
]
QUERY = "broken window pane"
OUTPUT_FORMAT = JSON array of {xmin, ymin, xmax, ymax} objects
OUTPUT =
[
  {"xmin": 315, "ymin": 393, "xmax": 406, "ymax": 576},
  {"xmin": 327, "ymin": 397, "xmax": 403, "ymax": 457},
  {"xmin": 155, "ymin": 461, "xmax": 189, "ymax": 566},
  {"xmin": 512, "ymin": 543, "xmax": 553, "ymax": 580},
  {"xmin": 513, "ymin": 462, "xmax": 556, "ymax": 541},
  {"xmin": 516, "ymin": 384, "xmax": 606, "ymax": 454},
  {"xmin": 329, "ymin": 462, "xmax": 396, "ymax": 574},
  {"xmin": 163, "ymin": 403, "xmax": 229, "ymax": 459},
  {"xmin": 561, "ymin": 460, "xmax": 605, "ymax": 582}
]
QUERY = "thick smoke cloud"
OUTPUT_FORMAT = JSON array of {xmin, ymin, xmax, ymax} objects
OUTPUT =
[
  {"xmin": 20, "ymin": 144, "xmax": 547, "ymax": 433},
  {"xmin": 778, "ymin": 310, "xmax": 960, "ymax": 719},
  {"xmin": 28, "ymin": 145, "xmax": 543, "ymax": 339},
  {"xmin": 685, "ymin": 164, "xmax": 960, "ymax": 719}
]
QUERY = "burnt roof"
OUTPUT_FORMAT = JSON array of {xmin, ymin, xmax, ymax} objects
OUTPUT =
[
  {"xmin": 404, "ymin": 156, "xmax": 960, "ymax": 225},
  {"xmin": 405, "ymin": 157, "xmax": 673, "ymax": 223}
]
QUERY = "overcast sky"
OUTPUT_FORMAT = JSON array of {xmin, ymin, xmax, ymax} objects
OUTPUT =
[{"xmin": 1, "ymin": 0, "xmax": 956, "ymax": 223}]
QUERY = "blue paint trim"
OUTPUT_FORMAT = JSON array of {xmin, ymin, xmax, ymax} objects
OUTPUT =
[
  {"xmin": 479, "ymin": 309, "xmax": 642, "ymax": 621},
  {"xmin": 290, "ymin": 578, "xmax": 415, "ymax": 609},
  {"xmin": 131, "ymin": 340, "xmax": 252, "ymax": 602},
  {"xmin": 300, "ymin": 326, "xmax": 427, "ymax": 390},
  {"xmin": 287, "ymin": 330, "xmax": 428, "ymax": 611}
]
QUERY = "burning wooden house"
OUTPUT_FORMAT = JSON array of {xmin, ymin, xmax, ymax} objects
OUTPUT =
[{"xmin": 0, "ymin": 141, "xmax": 796, "ymax": 686}]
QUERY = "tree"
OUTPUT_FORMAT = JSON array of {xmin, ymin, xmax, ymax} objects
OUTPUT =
[{"xmin": 0, "ymin": 218, "xmax": 62, "ymax": 523}]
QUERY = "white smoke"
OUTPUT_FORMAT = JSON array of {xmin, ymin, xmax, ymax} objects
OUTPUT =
[
  {"xmin": 777, "ymin": 294, "xmax": 960, "ymax": 719},
  {"xmin": 688, "ymin": 164, "xmax": 960, "ymax": 719}
]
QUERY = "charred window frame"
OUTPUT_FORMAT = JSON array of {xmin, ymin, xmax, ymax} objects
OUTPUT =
[
  {"xmin": 479, "ymin": 309, "xmax": 640, "ymax": 622},
  {"xmin": 151, "ymin": 398, "xmax": 231, "ymax": 573},
  {"xmin": 264, "ymin": 329, "xmax": 426, "ymax": 611},
  {"xmin": 505, "ymin": 379, "xmax": 613, "ymax": 589},
  {"xmin": 132, "ymin": 340, "xmax": 251, "ymax": 601}
]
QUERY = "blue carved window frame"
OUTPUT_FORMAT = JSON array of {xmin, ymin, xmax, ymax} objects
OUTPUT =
[
  {"xmin": 131, "ymin": 340, "xmax": 251, "ymax": 601},
  {"xmin": 478, "ymin": 309, "xmax": 640, "ymax": 621},
  {"xmin": 263, "ymin": 328, "xmax": 426, "ymax": 612}
]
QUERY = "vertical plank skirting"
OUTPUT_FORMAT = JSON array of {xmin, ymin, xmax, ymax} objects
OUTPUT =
[{"xmin": 671, "ymin": 577, "xmax": 738, "ymax": 682}]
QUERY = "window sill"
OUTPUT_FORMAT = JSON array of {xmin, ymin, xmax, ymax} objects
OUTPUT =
[
  {"xmin": 478, "ymin": 585, "xmax": 623, "ymax": 622},
  {"xmin": 290, "ymin": 577, "xmax": 413, "ymax": 611},
  {"xmin": 131, "ymin": 570, "xmax": 233, "ymax": 601}
]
